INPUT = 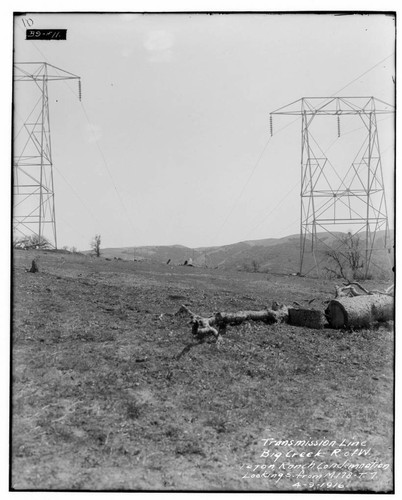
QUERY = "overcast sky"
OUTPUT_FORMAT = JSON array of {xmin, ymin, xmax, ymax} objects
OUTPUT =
[{"xmin": 13, "ymin": 12, "xmax": 395, "ymax": 251}]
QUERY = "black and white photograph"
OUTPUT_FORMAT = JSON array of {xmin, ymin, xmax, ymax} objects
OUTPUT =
[{"xmin": 8, "ymin": 3, "xmax": 396, "ymax": 493}]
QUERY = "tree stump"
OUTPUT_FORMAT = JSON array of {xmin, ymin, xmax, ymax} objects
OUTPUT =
[{"xmin": 29, "ymin": 260, "xmax": 39, "ymax": 273}]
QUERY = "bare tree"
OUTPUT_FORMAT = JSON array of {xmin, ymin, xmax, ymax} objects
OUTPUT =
[
  {"xmin": 251, "ymin": 259, "xmax": 260, "ymax": 273},
  {"xmin": 91, "ymin": 234, "xmax": 101, "ymax": 258},
  {"xmin": 325, "ymin": 232, "xmax": 364, "ymax": 280},
  {"xmin": 241, "ymin": 259, "xmax": 261, "ymax": 273}
]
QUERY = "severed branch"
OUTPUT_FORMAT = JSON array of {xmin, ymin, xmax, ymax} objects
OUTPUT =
[
  {"xmin": 176, "ymin": 305, "xmax": 220, "ymax": 339},
  {"xmin": 174, "ymin": 305, "xmax": 219, "ymax": 360},
  {"xmin": 335, "ymin": 281, "xmax": 394, "ymax": 298}
]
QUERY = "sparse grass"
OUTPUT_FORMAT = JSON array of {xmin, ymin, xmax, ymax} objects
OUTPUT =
[{"xmin": 11, "ymin": 249, "xmax": 394, "ymax": 491}]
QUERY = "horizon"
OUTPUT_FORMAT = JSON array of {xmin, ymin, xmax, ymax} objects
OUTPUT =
[{"xmin": 92, "ymin": 227, "xmax": 394, "ymax": 253}]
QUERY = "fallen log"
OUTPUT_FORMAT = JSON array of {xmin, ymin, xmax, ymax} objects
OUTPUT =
[
  {"xmin": 176, "ymin": 303, "xmax": 288, "ymax": 340},
  {"xmin": 215, "ymin": 308, "xmax": 288, "ymax": 328},
  {"xmin": 325, "ymin": 294, "xmax": 394, "ymax": 329}
]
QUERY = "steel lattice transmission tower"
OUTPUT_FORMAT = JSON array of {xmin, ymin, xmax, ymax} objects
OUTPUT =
[
  {"xmin": 270, "ymin": 97, "xmax": 394, "ymax": 277},
  {"xmin": 13, "ymin": 62, "xmax": 81, "ymax": 249}
]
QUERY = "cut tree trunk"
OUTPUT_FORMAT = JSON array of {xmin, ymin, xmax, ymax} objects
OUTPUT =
[
  {"xmin": 325, "ymin": 295, "xmax": 394, "ymax": 329},
  {"xmin": 288, "ymin": 308, "xmax": 326, "ymax": 329}
]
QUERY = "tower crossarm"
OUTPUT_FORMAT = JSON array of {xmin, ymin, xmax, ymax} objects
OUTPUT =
[
  {"xmin": 270, "ymin": 96, "xmax": 394, "ymax": 116},
  {"xmin": 14, "ymin": 62, "xmax": 80, "ymax": 81}
]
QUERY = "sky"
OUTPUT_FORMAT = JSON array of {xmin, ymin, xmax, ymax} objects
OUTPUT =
[{"xmin": 12, "ymin": 11, "xmax": 395, "ymax": 251}]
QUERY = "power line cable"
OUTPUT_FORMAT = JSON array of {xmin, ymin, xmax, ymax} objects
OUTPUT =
[
  {"xmin": 52, "ymin": 165, "xmax": 101, "ymax": 226},
  {"xmin": 78, "ymin": 101, "xmax": 140, "ymax": 238},
  {"xmin": 57, "ymin": 213, "xmax": 91, "ymax": 246},
  {"xmin": 211, "ymin": 135, "xmax": 272, "ymax": 243},
  {"xmin": 42, "ymin": 57, "xmax": 144, "ymax": 241},
  {"xmin": 211, "ymin": 116, "xmax": 300, "ymax": 245},
  {"xmin": 238, "ymin": 111, "xmax": 354, "ymax": 243},
  {"xmin": 241, "ymin": 181, "xmax": 300, "ymax": 241},
  {"xmin": 331, "ymin": 53, "xmax": 394, "ymax": 96}
]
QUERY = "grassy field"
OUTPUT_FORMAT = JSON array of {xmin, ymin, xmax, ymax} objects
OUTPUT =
[{"xmin": 11, "ymin": 249, "xmax": 394, "ymax": 491}]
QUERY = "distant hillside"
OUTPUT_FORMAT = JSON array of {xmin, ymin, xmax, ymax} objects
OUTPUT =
[
  {"xmin": 96, "ymin": 245, "xmax": 192, "ymax": 264},
  {"xmin": 92, "ymin": 230, "xmax": 393, "ymax": 279}
]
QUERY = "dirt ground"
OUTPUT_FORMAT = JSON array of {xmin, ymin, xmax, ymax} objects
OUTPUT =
[{"xmin": 11, "ymin": 250, "xmax": 394, "ymax": 491}]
